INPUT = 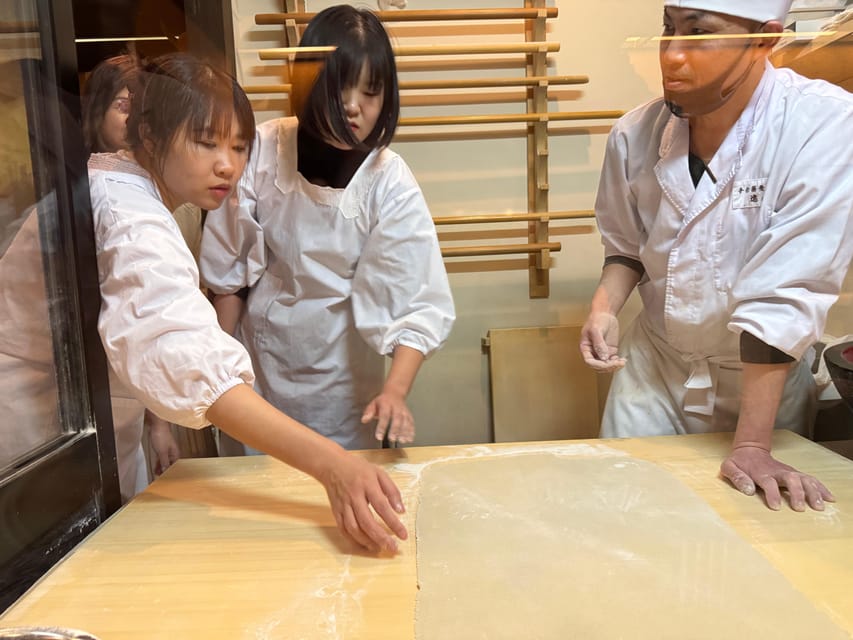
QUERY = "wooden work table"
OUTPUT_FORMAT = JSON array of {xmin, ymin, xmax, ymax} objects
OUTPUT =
[{"xmin": 1, "ymin": 431, "xmax": 852, "ymax": 638}]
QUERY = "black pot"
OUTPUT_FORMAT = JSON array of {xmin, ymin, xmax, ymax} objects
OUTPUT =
[{"xmin": 824, "ymin": 341, "xmax": 853, "ymax": 414}]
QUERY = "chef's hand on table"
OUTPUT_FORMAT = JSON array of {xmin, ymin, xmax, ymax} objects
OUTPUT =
[
  {"xmin": 319, "ymin": 450, "xmax": 408, "ymax": 553},
  {"xmin": 146, "ymin": 412, "xmax": 180, "ymax": 475},
  {"xmin": 720, "ymin": 445, "xmax": 834, "ymax": 511},
  {"xmin": 580, "ymin": 311, "xmax": 626, "ymax": 372},
  {"xmin": 362, "ymin": 390, "xmax": 415, "ymax": 445}
]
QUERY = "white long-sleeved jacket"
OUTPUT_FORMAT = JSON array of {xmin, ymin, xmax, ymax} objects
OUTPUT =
[
  {"xmin": 200, "ymin": 118, "xmax": 455, "ymax": 449},
  {"xmin": 596, "ymin": 62, "xmax": 853, "ymax": 434},
  {"xmin": 89, "ymin": 153, "xmax": 254, "ymax": 429}
]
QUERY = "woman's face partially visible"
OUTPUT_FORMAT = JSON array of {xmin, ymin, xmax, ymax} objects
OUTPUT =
[
  {"xmin": 155, "ymin": 113, "xmax": 249, "ymax": 212},
  {"xmin": 101, "ymin": 86, "xmax": 131, "ymax": 151}
]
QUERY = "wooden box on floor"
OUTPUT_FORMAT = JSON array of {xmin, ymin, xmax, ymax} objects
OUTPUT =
[{"xmin": 485, "ymin": 325, "xmax": 610, "ymax": 442}]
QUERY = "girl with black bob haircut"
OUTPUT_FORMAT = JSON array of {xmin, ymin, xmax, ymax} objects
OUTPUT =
[
  {"xmin": 89, "ymin": 52, "xmax": 408, "ymax": 552},
  {"xmin": 296, "ymin": 3, "xmax": 400, "ymax": 150},
  {"xmin": 201, "ymin": 7, "xmax": 455, "ymax": 454}
]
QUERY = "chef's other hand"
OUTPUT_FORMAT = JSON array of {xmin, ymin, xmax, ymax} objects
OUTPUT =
[
  {"xmin": 320, "ymin": 452, "xmax": 408, "ymax": 553},
  {"xmin": 146, "ymin": 413, "xmax": 180, "ymax": 475},
  {"xmin": 720, "ymin": 445, "xmax": 834, "ymax": 511},
  {"xmin": 580, "ymin": 311, "xmax": 626, "ymax": 372},
  {"xmin": 362, "ymin": 391, "xmax": 415, "ymax": 445}
]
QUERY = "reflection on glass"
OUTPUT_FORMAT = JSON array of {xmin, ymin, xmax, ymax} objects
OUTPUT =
[{"xmin": 0, "ymin": 2, "xmax": 63, "ymax": 472}]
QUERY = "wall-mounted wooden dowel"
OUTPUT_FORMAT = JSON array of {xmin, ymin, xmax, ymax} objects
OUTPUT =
[
  {"xmin": 442, "ymin": 242, "xmax": 560, "ymax": 258},
  {"xmin": 244, "ymin": 84, "xmax": 293, "ymax": 94},
  {"xmin": 258, "ymin": 45, "xmax": 335, "ymax": 58},
  {"xmin": 243, "ymin": 75, "xmax": 588, "ymax": 96},
  {"xmin": 259, "ymin": 42, "xmax": 558, "ymax": 60},
  {"xmin": 397, "ymin": 58, "xmax": 527, "ymax": 72},
  {"xmin": 256, "ymin": 8, "xmax": 558, "ymax": 26},
  {"xmin": 0, "ymin": 21, "xmax": 38, "ymax": 33},
  {"xmin": 400, "ymin": 75, "xmax": 588, "ymax": 90},
  {"xmin": 401, "ymin": 110, "xmax": 624, "ymax": 126},
  {"xmin": 386, "ymin": 42, "xmax": 563, "ymax": 57},
  {"xmin": 393, "ymin": 126, "xmax": 616, "ymax": 143},
  {"xmin": 433, "ymin": 211, "xmax": 595, "ymax": 225}
]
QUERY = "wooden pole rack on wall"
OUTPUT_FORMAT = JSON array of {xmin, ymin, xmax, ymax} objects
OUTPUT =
[{"xmin": 251, "ymin": 2, "xmax": 622, "ymax": 298}]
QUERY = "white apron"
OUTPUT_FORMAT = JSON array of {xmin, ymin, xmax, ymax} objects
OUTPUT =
[
  {"xmin": 201, "ymin": 118, "xmax": 455, "ymax": 450},
  {"xmin": 600, "ymin": 313, "xmax": 816, "ymax": 438}
]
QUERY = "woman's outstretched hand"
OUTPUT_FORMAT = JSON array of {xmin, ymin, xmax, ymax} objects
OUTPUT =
[{"xmin": 319, "ymin": 451, "xmax": 409, "ymax": 552}]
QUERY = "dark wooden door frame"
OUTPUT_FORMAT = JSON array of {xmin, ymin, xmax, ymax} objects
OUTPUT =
[{"xmin": 0, "ymin": 0, "xmax": 120, "ymax": 611}]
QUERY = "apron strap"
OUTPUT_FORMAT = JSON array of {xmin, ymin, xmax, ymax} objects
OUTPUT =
[{"xmin": 683, "ymin": 359, "xmax": 718, "ymax": 416}]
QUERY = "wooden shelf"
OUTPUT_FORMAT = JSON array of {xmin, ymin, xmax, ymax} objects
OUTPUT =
[{"xmin": 250, "ymin": 2, "xmax": 622, "ymax": 298}]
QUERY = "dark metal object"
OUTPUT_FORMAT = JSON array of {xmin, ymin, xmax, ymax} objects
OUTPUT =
[{"xmin": 825, "ymin": 341, "xmax": 853, "ymax": 414}]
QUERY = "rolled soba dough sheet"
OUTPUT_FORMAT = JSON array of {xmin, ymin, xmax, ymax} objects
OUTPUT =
[{"xmin": 415, "ymin": 454, "xmax": 846, "ymax": 639}]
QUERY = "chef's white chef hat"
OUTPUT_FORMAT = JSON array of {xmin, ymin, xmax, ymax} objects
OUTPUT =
[{"xmin": 663, "ymin": 0, "xmax": 793, "ymax": 23}]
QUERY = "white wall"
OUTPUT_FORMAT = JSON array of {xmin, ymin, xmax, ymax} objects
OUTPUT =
[{"xmin": 229, "ymin": 0, "xmax": 852, "ymax": 446}]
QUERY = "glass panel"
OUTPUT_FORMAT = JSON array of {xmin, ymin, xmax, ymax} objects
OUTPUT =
[
  {"xmin": 0, "ymin": 0, "xmax": 69, "ymax": 473},
  {"xmin": 0, "ymin": 0, "xmax": 118, "ymax": 605}
]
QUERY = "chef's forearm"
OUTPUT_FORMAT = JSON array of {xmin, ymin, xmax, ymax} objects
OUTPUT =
[
  {"xmin": 590, "ymin": 262, "xmax": 642, "ymax": 316},
  {"xmin": 732, "ymin": 361, "xmax": 792, "ymax": 451}
]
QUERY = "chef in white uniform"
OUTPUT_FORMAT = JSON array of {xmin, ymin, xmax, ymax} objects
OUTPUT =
[
  {"xmin": 200, "ymin": 6, "xmax": 455, "ymax": 451},
  {"xmin": 580, "ymin": 0, "xmax": 853, "ymax": 510}
]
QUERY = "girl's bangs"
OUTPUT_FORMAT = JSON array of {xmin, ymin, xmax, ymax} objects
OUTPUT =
[
  {"xmin": 187, "ymin": 80, "xmax": 255, "ymax": 148},
  {"xmin": 338, "ymin": 38, "xmax": 388, "ymax": 90}
]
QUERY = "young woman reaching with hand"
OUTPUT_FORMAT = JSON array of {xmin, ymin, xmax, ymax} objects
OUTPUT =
[{"xmin": 88, "ymin": 53, "xmax": 406, "ymax": 551}]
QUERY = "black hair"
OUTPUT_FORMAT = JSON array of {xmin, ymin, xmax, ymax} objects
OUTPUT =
[
  {"xmin": 81, "ymin": 54, "xmax": 140, "ymax": 153},
  {"xmin": 297, "ymin": 5, "xmax": 399, "ymax": 150},
  {"xmin": 126, "ymin": 53, "xmax": 255, "ymax": 175}
]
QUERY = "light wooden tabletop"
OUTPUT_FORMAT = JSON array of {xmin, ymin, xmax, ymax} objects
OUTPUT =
[{"xmin": 1, "ymin": 430, "xmax": 851, "ymax": 639}]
